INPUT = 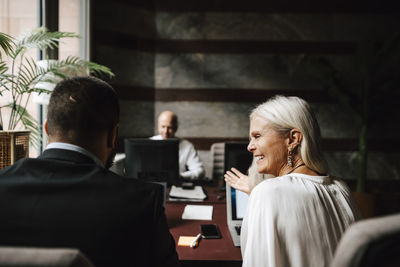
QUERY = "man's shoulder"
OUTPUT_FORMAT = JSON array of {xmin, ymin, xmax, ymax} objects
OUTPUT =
[
  {"xmin": 178, "ymin": 138, "xmax": 194, "ymax": 147},
  {"xmin": 0, "ymin": 156, "xmax": 159, "ymax": 191},
  {"xmin": 0, "ymin": 157, "xmax": 32, "ymax": 176}
]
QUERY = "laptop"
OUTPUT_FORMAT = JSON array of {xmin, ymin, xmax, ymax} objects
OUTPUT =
[
  {"xmin": 224, "ymin": 142, "xmax": 252, "ymax": 247},
  {"xmin": 226, "ymin": 184, "xmax": 249, "ymax": 246}
]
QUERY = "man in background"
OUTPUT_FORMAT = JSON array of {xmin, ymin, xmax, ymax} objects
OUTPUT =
[
  {"xmin": 151, "ymin": 110, "xmax": 206, "ymax": 180},
  {"xmin": 0, "ymin": 77, "xmax": 179, "ymax": 267}
]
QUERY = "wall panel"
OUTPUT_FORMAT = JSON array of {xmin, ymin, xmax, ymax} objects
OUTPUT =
[{"xmin": 92, "ymin": 0, "xmax": 400, "ymax": 180}]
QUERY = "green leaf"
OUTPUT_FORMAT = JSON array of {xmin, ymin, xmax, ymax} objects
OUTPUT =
[
  {"xmin": 14, "ymin": 27, "xmax": 78, "ymax": 57},
  {"xmin": 4, "ymin": 103, "xmax": 41, "ymax": 147},
  {"xmin": 27, "ymin": 86, "xmax": 52, "ymax": 95},
  {"xmin": 298, "ymin": 55, "xmax": 361, "ymax": 121},
  {"xmin": 1, "ymin": 27, "xmax": 114, "ymax": 144},
  {"xmin": 85, "ymin": 61, "xmax": 114, "ymax": 78},
  {"xmin": 0, "ymin": 32, "xmax": 15, "ymax": 59},
  {"xmin": 371, "ymin": 32, "xmax": 400, "ymax": 86},
  {"xmin": 0, "ymin": 73, "xmax": 14, "ymax": 95}
]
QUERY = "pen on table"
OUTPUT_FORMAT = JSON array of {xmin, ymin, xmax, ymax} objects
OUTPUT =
[{"xmin": 190, "ymin": 233, "xmax": 202, "ymax": 248}]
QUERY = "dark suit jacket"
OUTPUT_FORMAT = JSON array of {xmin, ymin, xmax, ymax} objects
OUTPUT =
[{"xmin": 0, "ymin": 149, "xmax": 180, "ymax": 267}]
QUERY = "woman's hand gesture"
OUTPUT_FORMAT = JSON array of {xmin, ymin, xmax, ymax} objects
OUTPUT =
[{"xmin": 224, "ymin": 167, "xmax": 250, "ymax": 195}]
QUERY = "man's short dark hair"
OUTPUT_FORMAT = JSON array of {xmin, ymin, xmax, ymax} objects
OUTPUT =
[{"xmin": 47, "ymin": 76, "xmax": 119, "ymax": 136}]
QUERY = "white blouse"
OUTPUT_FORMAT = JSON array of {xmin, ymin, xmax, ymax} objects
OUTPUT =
[{"xmin": 241, "ymin": 173, "xmax": 361, "ymax": 267}]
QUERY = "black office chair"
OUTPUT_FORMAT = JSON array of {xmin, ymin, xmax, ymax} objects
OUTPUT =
[
  {"xmin": 331, "ymin": 213, "xmax": 400, "ymax": 267},
  {"xmin": 0, "ymin": 247, "xmax": 95, "ymax": 267}
]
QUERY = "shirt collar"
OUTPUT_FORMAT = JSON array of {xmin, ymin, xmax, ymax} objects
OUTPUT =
[{"xmin": 45, "ymin": 142, "xmax": 104, "ymax": 168}]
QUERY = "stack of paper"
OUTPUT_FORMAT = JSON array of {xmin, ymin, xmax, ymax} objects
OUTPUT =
[
  {"xmin": 169, "ymin": 185, "xmax": 207, "ymax": 201},
  {"xmin": 182, "ymin": 205, "xmax": 213, "ymax": 220}
]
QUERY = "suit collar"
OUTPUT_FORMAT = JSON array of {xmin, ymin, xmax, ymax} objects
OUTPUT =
[
  {"xmin": 45, "ymin": 142, "xmax": 104, "ymax": 167},
  {"xmin": 39, "ymin": 148, "xmax": 98, "ymax": 165}
]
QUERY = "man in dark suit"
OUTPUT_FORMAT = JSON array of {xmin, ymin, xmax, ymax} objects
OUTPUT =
[{"xmin": 0, "ymin": 76, "xmax": 180, "ymax": 267}]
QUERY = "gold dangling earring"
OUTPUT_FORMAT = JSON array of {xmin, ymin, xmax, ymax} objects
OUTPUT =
[{"xmin": 287, "ymin": 149, "xmax": 293, "ymax": 167}]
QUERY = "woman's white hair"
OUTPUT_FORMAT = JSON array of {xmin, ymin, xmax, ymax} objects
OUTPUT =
[{"xmin": 250, "ymin": 95, "xmax": 328, "ymax": 175}]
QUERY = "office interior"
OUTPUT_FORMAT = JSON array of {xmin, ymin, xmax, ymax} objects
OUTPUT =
[
  {"xmin": 93, "ymin": 0, "xmax": 400, "ymax": 213},
  {"xmin": 1, "ymin": 0, "xmax": 400, "ymax": 266}
]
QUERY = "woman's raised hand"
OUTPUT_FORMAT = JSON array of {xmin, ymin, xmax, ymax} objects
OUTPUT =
[{"xmin": 224, "ymin": 167, "xmax": 250, "ymax": 195}]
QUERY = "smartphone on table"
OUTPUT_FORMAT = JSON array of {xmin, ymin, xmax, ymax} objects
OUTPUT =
[{"xmin": 200, "ymin": 224, "xmax": 221, "ymax": 239}]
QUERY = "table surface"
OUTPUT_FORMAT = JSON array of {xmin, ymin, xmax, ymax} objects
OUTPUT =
[{"xmin": 166, "ymin": 186, "xmax": 242, "ymax": 261}]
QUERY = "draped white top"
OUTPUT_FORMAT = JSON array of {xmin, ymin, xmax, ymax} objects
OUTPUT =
[{"xmin": 241, "ymin": 173, "xmax": 361, "ymax": 267}]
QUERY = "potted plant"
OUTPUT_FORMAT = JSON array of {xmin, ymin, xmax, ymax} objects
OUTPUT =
[
  {"xmin": 0, "ymin": 27, "xmax": 114, "ymax": 168},
  {"xmin": 298, "ymin": 32, "xmax": 400, "ymax": 217}
]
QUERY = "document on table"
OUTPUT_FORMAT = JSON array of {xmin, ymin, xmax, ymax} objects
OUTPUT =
[
  {"xmin": 169, "ymin": 185, "xmax": 207, "ymax": 201},
  {"xmin": 182, "ymin": 205, "xmax": 213, "ymax": 220}
]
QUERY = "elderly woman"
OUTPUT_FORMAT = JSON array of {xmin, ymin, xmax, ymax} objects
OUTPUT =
[{"xmin": 225, "ymin": 95, "xmax": 361, "ymax": 267}]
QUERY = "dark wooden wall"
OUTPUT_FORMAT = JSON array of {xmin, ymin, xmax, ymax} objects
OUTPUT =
[{"xmin": 92, "ymin": 0, "xmax": 400, "ymax": 181}]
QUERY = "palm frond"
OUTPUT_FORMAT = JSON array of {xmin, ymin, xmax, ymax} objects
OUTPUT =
[
  {"xmin": 28, "ymin": 86, "xmax": 52, "ymax": 95},
  {"xmin": 55, "ymin": 56, "xmax": 114, "ymax": 78},
  {"xmin": 0, "ymin": 61, "xmax": 9, "ymax": 74},
  {"xmin": 0, "ymin": 73, "xmax": 14, "ymax": 95},
  {"xmin": 354, "ymin": 41, "xmax": 375, "ymax": 86},
  {"xmin": 297, "ymin": 55, "xmax": 361, "ymax": 121},
  {"xmin": 36, "ymin": 56, "xmax": 114, "ymax": 81},
  {"xmin": 84, "ymin": 61, "xmax": 114, "ymax": 78},
  {"xmin": 13, "ymin": 27, "xmax": 78, "ymax": 58},
  {"xmin": 0, "ymin": 32, "xmax": 14, "ymax": 59},
  {"xmin": 371, "ymin": 32, "xmax": 400, "ymax": 86},
  {"xmin": 4, "ymin": 103, "xmax": 41, "ymax": 147},
  {"xmin": 10, "ymin": 56, "xmax": 114, "ymax": 98},
  {"xmin": 1, "ymin": 27, "xmax": 114, "ymax": 138},
  {"xmin": 18, "ymin": 57, "xmax": 41, "ymax": 93},
  {"xmin": 374, "ymin": 32, "xmax": 400, "ymax": 70}
]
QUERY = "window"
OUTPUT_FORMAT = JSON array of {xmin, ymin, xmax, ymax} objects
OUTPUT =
[
  {"xmin": 0, "ymin": 0, "xmax": 39, "ymax": 156},
  {"xmin": 59, "ymin": 0, "xmax": 90, "ymax": 60},
  {"xmin": 1, "ymin": 0, "xmax": 90, "ymax": 156}
]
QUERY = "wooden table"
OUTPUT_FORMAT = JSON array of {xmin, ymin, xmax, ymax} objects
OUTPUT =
[{"xmin": 166, "ymin": 186, "xmax": 242, "ymax": 266}]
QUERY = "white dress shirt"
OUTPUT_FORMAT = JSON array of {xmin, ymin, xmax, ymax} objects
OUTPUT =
[
  {"xmin": 151, "ymin": 135, "xmax": 205, "ymax": 180},
  {"xmin": 241, "ymin": 173, "xmax": 361, "ymax": 267},
  {"xmin": 45, "ymin": 142, "xmax": 104, "ymax": 168}
]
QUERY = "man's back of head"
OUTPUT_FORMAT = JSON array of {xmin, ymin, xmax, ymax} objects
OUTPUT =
[
  {"xmin": 47, "ymin": 76, "xmax": 119, "ymax": 144},
  {"xmin": 46, "ymin": 76, "xmax": 120, "ymax": 167}
]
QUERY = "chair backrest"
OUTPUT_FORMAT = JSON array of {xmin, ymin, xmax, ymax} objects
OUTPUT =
[
  {"xmin": 210, "ymin": 142, "xmax": 225, "ymax": 181},
  {"xmin": 0, "ymin": 247, "xmax": 95, "ymax": 267},
  {"xmin": 331, "ymin": 213, "xmax": 400, "ymax": 267}
]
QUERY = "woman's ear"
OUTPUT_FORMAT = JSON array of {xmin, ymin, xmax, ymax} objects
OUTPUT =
[{"xmin": 288, "ymin": 128, "xmax": 302, "ymax": 151}]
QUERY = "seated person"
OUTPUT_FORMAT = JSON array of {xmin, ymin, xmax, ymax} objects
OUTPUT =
[
  {"xmin": 151, "ymin": 110, "xmax": 206, "ymax": 180},
  {"xmin": 225, "ymin": 95, "xmax": 361, "ymax": 267},
  {"xmin": 0, "ymin": 77, "xmax": 179, "ymax": 267}
]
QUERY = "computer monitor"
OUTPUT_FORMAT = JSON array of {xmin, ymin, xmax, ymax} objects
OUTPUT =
[
  {"xmin": 224, "ymin": 142, "xmax": 253, "ymax": 220},
  {"xmin": 124, "ymin": 138, "xmax": 180, "ymax": 186}
]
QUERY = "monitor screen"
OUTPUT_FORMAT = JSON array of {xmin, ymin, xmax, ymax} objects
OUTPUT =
[
  {"xmin": 224, "ymin": 142, "xmax": 252, "ymax": 220},
  {"xmin": 231, "ymin": 187, "xmax": 249, "ymax": 220},
  {"xmin": 124, "ymin": 138, "xmax": 180, "ymax": 186}
]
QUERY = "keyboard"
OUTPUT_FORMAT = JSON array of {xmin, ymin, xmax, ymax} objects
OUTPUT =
[{"xmin": 235, "ymin": 226, "xmax": 241, "ymax": 235}]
